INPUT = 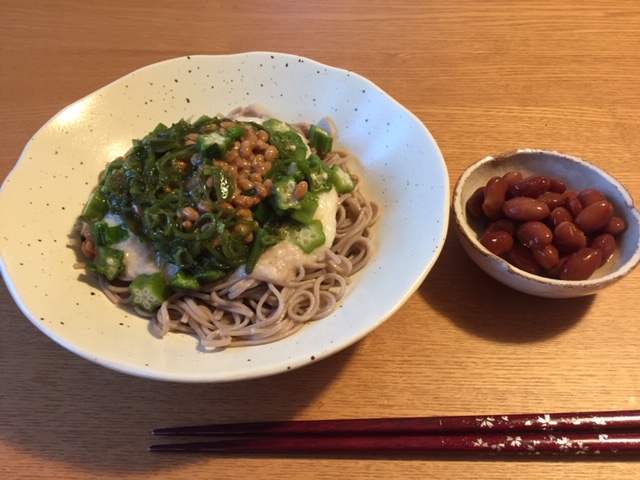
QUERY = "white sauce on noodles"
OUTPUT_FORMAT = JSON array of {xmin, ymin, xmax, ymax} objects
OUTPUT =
[
  {"xmin": 103, "ymin": 214, "xmax": 160, "ymax": 280},
  {"xmin": 244, "ymin": 188, "xmax": 339, "ymax": 284}
]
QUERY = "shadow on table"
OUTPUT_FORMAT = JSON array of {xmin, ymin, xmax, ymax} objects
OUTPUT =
[
  {"xmin": 418, "ymin": 217, "xmax": 594, "ymax": 344},
  {"xmin": 0, "ymin": 281, "xmax": 360, "ymax": 476}
]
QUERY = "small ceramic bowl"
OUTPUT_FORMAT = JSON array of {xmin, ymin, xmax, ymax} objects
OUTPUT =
[{"xmin": 452, "ymin": 149, "xmax": 640, "ymax": 298}]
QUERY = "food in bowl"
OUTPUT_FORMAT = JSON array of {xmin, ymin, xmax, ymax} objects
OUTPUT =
[
  {"xmin": 467, "ymin": 170, "xmax": 626, "ymax": 281},
  {"xmin": 1, "ymin": 53, "xmax": 447, "ymax": 381},
  {"xmin": 73, "ymin": 106, "xmax": 381, "ymax": 349}
]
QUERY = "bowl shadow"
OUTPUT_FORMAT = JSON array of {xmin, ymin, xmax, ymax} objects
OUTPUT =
[
  {"xmin": 0, "ymin": 278, "xmax": 361, "ymax": 476},
  {"xmin": 418, "ymin": 218, "xmax": 594, "ymax": 344}
]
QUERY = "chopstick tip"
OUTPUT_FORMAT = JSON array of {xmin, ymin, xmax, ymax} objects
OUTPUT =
[{"xmin": 148, "ymin": 443, "xmax": 176, "ymax": 452}]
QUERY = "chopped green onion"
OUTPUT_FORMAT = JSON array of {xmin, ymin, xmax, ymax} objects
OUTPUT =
[
  {"xmin": 194, "ymin": 268, "xmax": 227, "ymax": 283},
  {"xmin": 81, "ymin": 189, "xmax": 109, "ymax": 222},
  {"xmin": 221, "ymin": 230, "xmax": 249, "ymax": 264},
  {"xmin": 92, "ymin": 222, "xmax": 129, "ymax": 246},
  {"xmin": 170, "ymin": 270, "xmax": 201, "ymax": 290},
  {"xmin": 203, "ymin": 165, "xmax": 235, "ymax": 202},
  {"xmin": 225, "ymin": 125, "xmax": 247, "ymax": 140},
  {"xmin": 245, "ymin": 228, "xmax": 280, "ymax": 274},
  {"xmin": 192, "ymin": 115, "xmax": 217, "ymax": 131}
]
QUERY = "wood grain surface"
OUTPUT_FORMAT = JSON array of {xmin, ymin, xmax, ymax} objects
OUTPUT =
[{"xmin": 2, "ymin": 1, "xmax": 640, "ymax": 478}]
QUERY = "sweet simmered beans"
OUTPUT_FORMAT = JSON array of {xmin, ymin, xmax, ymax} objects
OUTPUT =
[{"xmin": 467, "ymin": 171, "xmax": 627, "ymax": 281}]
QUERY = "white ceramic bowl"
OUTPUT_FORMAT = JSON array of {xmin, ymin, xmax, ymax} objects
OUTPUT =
[
  {"xmin": 0, "ymin": 53, "xmax": 449, "ymax": 382},
  {"xmin": 452, "ymin": 149, "xmax": 640, "ymax": 298}
]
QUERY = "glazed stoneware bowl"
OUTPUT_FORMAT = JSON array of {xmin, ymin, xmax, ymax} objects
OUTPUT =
[
  {"xmin": 0, "ymin": 53, "xmax": 449, "ymax": 382},
  {"xmin": 452, "ymin": 149, "xmax": 640, "ymax": 298}
]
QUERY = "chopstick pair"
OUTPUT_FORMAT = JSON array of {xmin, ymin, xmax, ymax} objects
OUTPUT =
[{"xmin": 149, "ymin": 409, "xmax": 640, "ymax": 456}]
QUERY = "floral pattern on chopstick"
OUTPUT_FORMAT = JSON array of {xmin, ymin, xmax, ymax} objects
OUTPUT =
[
  {"xmin": 473, "ymin": 413, "xmax": 609, "ymax": 430},
  {"xmin": 464, "ymin": 432, "xmax": 632, "ymax": 455},
  {"xmin": 460, "ymin": 414, "xmax": 640, "ymax": 455}
]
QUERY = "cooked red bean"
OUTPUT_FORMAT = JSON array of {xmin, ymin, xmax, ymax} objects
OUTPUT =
[
  {"xmin": 545, "ymin": 256, "xmax": 568, "ymax": 279},
  {"xmin": 561, "ymin": 189, "xmax": 579, "ymax": 200},
  {"xmin": 532, "ymin": 244, "xmax": 560, "ymax": 269},
  {"xmin": 553, "ymin": 221, "xmax": 587, "ymax": 252},
  {"xmin": 470, "ymin": 169, "xmax": 624, "ymax": 281},
  {"xmin": 563, "ymin": 194, "xmax": 583, "ymax": 217},
  {"xmin": 512, "ymin": 175, "xmax": 551, "ymax": 198},
  {"xmin": 548, "ymin": 177, "xmax": 567, "ymax": 194},
  {"xmin": 590, "ymin": 233, "xmax": 616, "ymax": 265},
  {"xmin": 502, "ymin": 197, "xmax": 550, "ymax": 222},
  {"xmin": 482, "ymin": 176, "xmax": 509, "ymax": 220},
  {"xmin": 547, "ymin": 206, "xmax": 573, "ymax": 230},
  {"xmin": 517, "ymin": 221, "xmax": 553, "ymax": 249},
  {"xmin": 466, "ymin": 186, "xmax": 486, "ymax": 220},
  {"xmin": 574, "ymin": 200, "xmax": 613, "ymax": 233},
  {"xmin": 536, "ymin": 191, "xmax": 565, "ymax": 210},
  {"xmin": 560, "ymin": 248, "xmax": 602, "ymax": 281},
  {"xmin": 601, "ymin": 216, "xmax": 626, "ymax": 236},
  {"xmin": 479, "ymin": 230, "xmax": 514, "ymax": 256},
  {"xmin": 502, "ymin": 171, "xmax": 524, "ymax": 190},
  {"xmin": 506, "ymin": 242, "xmax": 542, "ymax": 275},
  {"xmin": 578, "ymin": 188, "xmax": 606, "ymax": 208},
  {"xmin": 484, "ymin": 218, "xmax": 517, "ymax": 236}
]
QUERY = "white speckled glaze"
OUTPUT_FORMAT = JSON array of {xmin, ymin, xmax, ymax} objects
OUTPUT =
[
  {"xmin": 0, "ymin": 53, "xmax": 449, "ymax": 382},
  {"xmin": 452, "ymin": 149, "xmax": 640, "ymax": 298}
]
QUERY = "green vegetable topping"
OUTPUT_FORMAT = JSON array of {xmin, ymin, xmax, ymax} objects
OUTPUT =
[
  {"xmin": 81, "ymin": 189, "xmax": 109, "ymax": 222},
  {"xmin": 271, "ymin": 176, "xmax": 300, "ymax": 211},
  {"xmin": 86, "ymin": 246, "xmax": 125, "ymax": 281},
  {"xmin": 290, "ymin": 191, "xmax": 319, "ymax": 225},
  {"xmin": 224, "ymin": 125, "xmax": 247, "ymax": 140},
  {"xmin": 203, "ymin": 165, "xmax": 235, "ymax": 202},
  {"xmin": 286, "ymin": 219, "xmax": 326, "ymax": 254},
  {"xmin": 91, "ymin": 222, "xmax": 129, "ymax": 246},
  {"xmin": 308, "ymin": 124, "xmax": 333, "ymax": 155},
  {"xmin": 193, "ymin": 268, "xmax": 227, "ymax": 283},
  {"xmin": 331, "ymin": 164, "xmax": 356, "ymax": 194},
  {"xmin": 129, "ymin": 273, "xmax": 172, "ymax": 312},
  {"xmin": 245, "ymin": 227, "xmax": 280, "ymax": 274},
  {"xmin": 197, "ymin": 132, "xmax": 232, "ymax": 162},
  {"xmin": 262, "ymin": 118, "xmax": 308, "ymax": 161},
  {"xmin": 170, "ymin": 270, "xmax": 201, "ymax": 291},
  {"xmin": 303, "ymin": 154, "xmax": 334, "ymax": 193}
]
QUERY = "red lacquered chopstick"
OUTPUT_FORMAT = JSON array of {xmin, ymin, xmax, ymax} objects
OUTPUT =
[
  {"xmin": 149, "ymin": 409, "xmax": 640, "ymax": 456},
  {"xmin": 151, "ymin": 409, "xmax": 640, "ymax": 437},
  {"xmin": 148, "ymin": 432, "xmax": 640, "ymax": 455}
]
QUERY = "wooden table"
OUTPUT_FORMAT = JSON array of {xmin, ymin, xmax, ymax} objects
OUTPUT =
[{"xmin": 2, "ymin": 1, "xmax": 640, "ymax": 478}]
